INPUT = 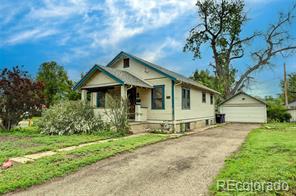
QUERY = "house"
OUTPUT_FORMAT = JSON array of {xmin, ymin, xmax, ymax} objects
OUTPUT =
[
  {"xmin": 219, "ymin": 92, "xmax": 267, "ymax": 123},
  {"xmin": 73, "ymin": 51, "xmax": 220, "ymax": 132},
  {"xmin": 287, "ymin": 100, "xmax": 296, "ymax": 122}
]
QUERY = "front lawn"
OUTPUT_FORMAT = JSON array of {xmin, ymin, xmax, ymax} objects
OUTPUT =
[
  {"xmin": 0, "ymin": 126, "xmax": 124, "ymax": 163},
  {"xmin": 210, "ymin": 123, "xmax": 296, "ymax": 196},
  {"xmin": 0, "ymin": 133, "xmax": 168, "ymax": 194}
]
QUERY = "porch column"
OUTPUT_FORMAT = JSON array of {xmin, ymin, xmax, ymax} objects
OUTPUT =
[
  {"xmin": 81, "ymin": 89, "xmax": 87, "ymax": 103},
  {"xmin": 120, "ymin": 85, "xmax": 127, "ymax": 99}
]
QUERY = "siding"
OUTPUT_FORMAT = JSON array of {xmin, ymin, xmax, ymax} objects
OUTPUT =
[
  {"xmin": 174, "ymin": 85, "xmax": 215, "ymax": 121},
  {"xmin": 219, "ymin": 93, "xmax": 267, "ymax": 123},
  {"xmin": 111, "ymin": 58, "xmax": 173, "ymax": 121},
  {"xmin": 288, "ymin": 109, "xmax": 296, "ymax": 122},
  {"xmin": 222, "ymin": 93, "xmax": 263, "ymax": 106},
  {"xmin": 111, "ymin": 58, "xmax": 164, "ymax": 80},
  {"xmin": 84, "ymin": 70, "xmax": 118, "ymax": 88}
]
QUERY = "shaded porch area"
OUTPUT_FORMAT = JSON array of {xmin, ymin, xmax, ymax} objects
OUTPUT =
[{"xmin": 81, "ymin": 85, "xmax": 151, "ymax": 122}]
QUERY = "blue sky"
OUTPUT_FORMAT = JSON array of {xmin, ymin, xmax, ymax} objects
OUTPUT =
[{"xmin": 0, "ymin": 0, "xmax": 295, "ymax": 98}]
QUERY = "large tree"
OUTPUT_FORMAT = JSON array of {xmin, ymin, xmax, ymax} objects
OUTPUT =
[
  {"xmin": 0, "ymin": 66, "xmax": 44, "ymax": 130},
  {"xmin": 36, "ymin": 61, "xmax": 79, "ymax": 106},
  {"xmin": 185, "ymin": 0, "xmax": 296, "ymax": 98}
]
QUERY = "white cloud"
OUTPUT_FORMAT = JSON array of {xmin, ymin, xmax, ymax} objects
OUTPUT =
[
  {"xmin": 92, "ymin": 0, "xmax": 195, "ymax": 46},
  {"xmin": 28, "ymin": 0, "xmax": 89, "ymax": 19},
  {"xmin": 4, "ymin": 28, "xmax": 58, "ymax": 45},
  {"xmin": 1, "ymin": 0, "xmax": 195, "ymax": 49},
  {"xmin": 139, "ymin": 37, "xmax": 182, "ymax": 62}
]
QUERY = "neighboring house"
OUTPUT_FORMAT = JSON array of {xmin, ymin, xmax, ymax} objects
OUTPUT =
[
  {"xmin": 219, "ymin": 92, "xmax": 267, "ymax": 123},
  {"xmin": 74, "ymin": 51, "xmax": 220, "ymax": 132},
  {"xmin": 287, "ymin": 100, "xmax": 296, "ymax": 122}
]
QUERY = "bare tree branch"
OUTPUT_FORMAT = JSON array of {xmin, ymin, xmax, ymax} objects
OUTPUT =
[{"xmin": 231, "ymin": 7, "xmax": 296, "ymax": 95}]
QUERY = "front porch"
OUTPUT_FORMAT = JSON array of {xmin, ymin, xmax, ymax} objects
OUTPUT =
[{"xmin": 81, "ymin": 85, "xmax": 150, "ymax": 122}]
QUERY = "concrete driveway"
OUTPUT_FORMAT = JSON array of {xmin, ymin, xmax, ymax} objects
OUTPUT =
[{"xmin": 10, "ymin": 123, "xmax": 260, "ymax": 196}]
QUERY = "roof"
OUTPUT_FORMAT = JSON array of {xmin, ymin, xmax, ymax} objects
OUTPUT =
[
  {"xmin": 219, "ymin": 92, "xmax": 267, "ymax": 106},
  {"xmin": 73, "ymin": 65, "xmax": 153, "ymax": 90},
  {"xmin": 107, "ymin": 51, "xmax": 220, "ymax": 94}
]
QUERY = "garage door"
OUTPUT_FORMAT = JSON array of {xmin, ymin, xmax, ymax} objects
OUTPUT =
[{"xmin": 221, "ymin": 106, "xmax": 267, "ymax": 123}]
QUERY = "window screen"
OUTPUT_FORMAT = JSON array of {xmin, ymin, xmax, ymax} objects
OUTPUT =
[{"xmin": 151, "ymin": 85, "xmax": 164, "ymax": 109}]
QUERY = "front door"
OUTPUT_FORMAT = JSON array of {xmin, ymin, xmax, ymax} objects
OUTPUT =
[{"xmin": 127, "ymin": 87, "xmax": 136, "ymax": 120}]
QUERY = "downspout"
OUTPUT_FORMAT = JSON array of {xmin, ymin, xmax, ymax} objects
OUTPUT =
[
  {"xmin": 171, "ymin": 80, "xmax": 175, "ymax": 121},
  {"xmin": 172, "ymin": 81, "xmax": 182, "ymax": 132}
]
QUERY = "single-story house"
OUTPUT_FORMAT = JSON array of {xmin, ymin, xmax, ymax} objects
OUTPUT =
[
  {"xmin": 287, "ymin": 100, "xmax": 296, "ymax": 122},
  {"xmin": 219, "ymin": 92, "xmax": 267, "ymax": 123},
  {"xmin": 74, "ymin": 51, "xmax": 220, "ymax": 132}
]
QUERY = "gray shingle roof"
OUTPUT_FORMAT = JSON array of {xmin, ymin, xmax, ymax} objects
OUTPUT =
[
  {"xmin": 98, "ymin": 65, "xmax": 153, "ymax": 88},
  {"xmin": 108, "ymin": 51, "xmax": 220, "ymax": 94}
]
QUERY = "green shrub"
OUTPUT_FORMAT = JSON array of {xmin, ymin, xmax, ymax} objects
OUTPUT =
[
  {"xmin": 38, "ymin": 101, "xmax": 109, "ymax": 135},
  {"xmin": 267, "ymin": 98, "xmax": 291, "ymax": 122}
]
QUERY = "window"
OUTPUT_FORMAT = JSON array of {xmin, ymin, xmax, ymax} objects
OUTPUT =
[
  {"xmin": 151, "ymin": 85, "xmax": 165, "ymax": 109},
  {"xmin": 123, "ymin": 58, "xmax": 129, "ymax": 68},
  {"xmin": 210, "ymin": 94, "xmax": 214, "ymax": 105},
  {"xmin": 96, "ymin": 91, "xmax": 105, "ymax": 108},
  {"xmin": 202, "ymin": 92, "xmax": 206, "ymax": 103},
  {"xmin": 185, "ymin": 123, "xmax": 190, "ymax": 131},
  {"xmin": 182, "ymin": 88, "xmax": 190, "ymax": 109}
]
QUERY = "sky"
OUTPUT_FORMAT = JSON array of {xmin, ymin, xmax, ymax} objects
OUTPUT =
[{"xmin": 0, "ymin": 0, "xmax": 295, "ymax": 98}]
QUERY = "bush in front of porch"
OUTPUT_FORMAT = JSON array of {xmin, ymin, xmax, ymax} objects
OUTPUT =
[
  {"xmin": 38, "ymin": 101, "xmax": 110, "ymax": 135},
  {"xmin": 104, "ymin": 95, "xmax": 130, "ymax": 135}
]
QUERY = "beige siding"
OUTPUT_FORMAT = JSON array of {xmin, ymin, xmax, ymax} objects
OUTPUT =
[
  {"xmin": 111, "ymin": 58, "xmax": 164, "ymax": 80},
  {"xmin": 145, "ymin": 78, "xmax": 173, "ymax": 121},
  {"xmin": 111, "ymin": 58, "xmax": 173, "ymax": 121},
  {"xmin": 219, "ymin": 93, "xmax": 267, "ymax": 123},
  {"xmin": 288, "ymin": 109, "xmax": 296, "ymax": 122},
  {"xmin": 174, "ymin": 85, "xmax": 215, "ymax": 122},
  {"xmin": 223, "ymin": 93, "xmax": 262, "ymax": 106},
  {"xmin": 84, "ymin": 70, "xmax": 118, "ymax": 88},
  {"xmin": 90, "ymin": 86, "xmax": 121, "ymax": 108}
]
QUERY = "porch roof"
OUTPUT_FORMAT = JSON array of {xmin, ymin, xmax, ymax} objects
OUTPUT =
[{"xmin": 73, "ymin": 65, "xmax": 153, "ymax": 90}]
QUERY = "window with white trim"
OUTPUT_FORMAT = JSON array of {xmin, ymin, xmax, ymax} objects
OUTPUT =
[
  {"xmin": 182, "ymin": 88, "xmax": 190, "ymax": 109},
  {"xmin": 202, "ymin": 92, "xmax": 206, "ymax": 103},
  {"xmin": 151, "ymin": 85, "xmax": 165, "ymax": 109}
]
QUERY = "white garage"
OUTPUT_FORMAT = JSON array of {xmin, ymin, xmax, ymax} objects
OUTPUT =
[
  {"xmin": 219, "ymin": 92, "xmax": 267, "ymax": 123},
  {"xmin": 287, "ymin": 100, "xmax": 296, "ymax": 122}
]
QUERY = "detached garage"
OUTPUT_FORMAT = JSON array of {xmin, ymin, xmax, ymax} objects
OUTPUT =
[
  {"xmin": 219, "ymin": 92, "xmax": 267, "ymax": 123},
  {"xmin": 287, "ymin": 100, "xmax": 296, "ymax": 122}
]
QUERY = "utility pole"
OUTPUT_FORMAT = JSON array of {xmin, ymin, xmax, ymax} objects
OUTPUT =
[{"xmin": 284, "ymin": 63, "xmax": 288, "ymax": 106}]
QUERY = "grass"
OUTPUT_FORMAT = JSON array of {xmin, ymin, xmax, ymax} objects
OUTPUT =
[
  {"xmin": 0, "ymin": 126, "xmax": 125, "ymax": 163},
  {"xmin": 210, "ymin": 123, "xmax": 296, "ymax": 196},
  {"xmin": 0, "ymin": 133, "xmax": 168, "ymax": 194}
]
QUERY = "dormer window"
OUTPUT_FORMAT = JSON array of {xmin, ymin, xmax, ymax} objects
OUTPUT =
[{"xmin": 123, "ymin": 58, "xmax": 129, "ymax": 68}]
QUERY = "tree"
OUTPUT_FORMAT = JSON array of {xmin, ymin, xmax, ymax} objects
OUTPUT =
[
  {"xmin": 281, "ymin": 72, "xmax": 296, "ymax": 102},
  {"xmin": 0, "ymin": 66, "xmax": 44, "ymax": 130},
  {"xmin": 265, "ymin": 96, "xmax": 291, "ymax": 122},
  {"xmin": 185, "ymin": 0, "xmax": 296, "ymax": 98},
  {"xmin": 190, "ymin": 69, "xmax": 217, "ymax": 91},
  {"xmin": 36, "ymin": 61, "xmax": 79, "ymax": 106}
]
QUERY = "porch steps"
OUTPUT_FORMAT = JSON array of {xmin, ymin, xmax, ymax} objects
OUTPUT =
[{"xmin": 129, "ymin": 122, "xmax": 149, "ymax": 134}]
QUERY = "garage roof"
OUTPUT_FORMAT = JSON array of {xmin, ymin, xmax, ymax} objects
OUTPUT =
[{"xmin": 219, "ymin": 92, "xmax": 266, "ymax": 106}]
